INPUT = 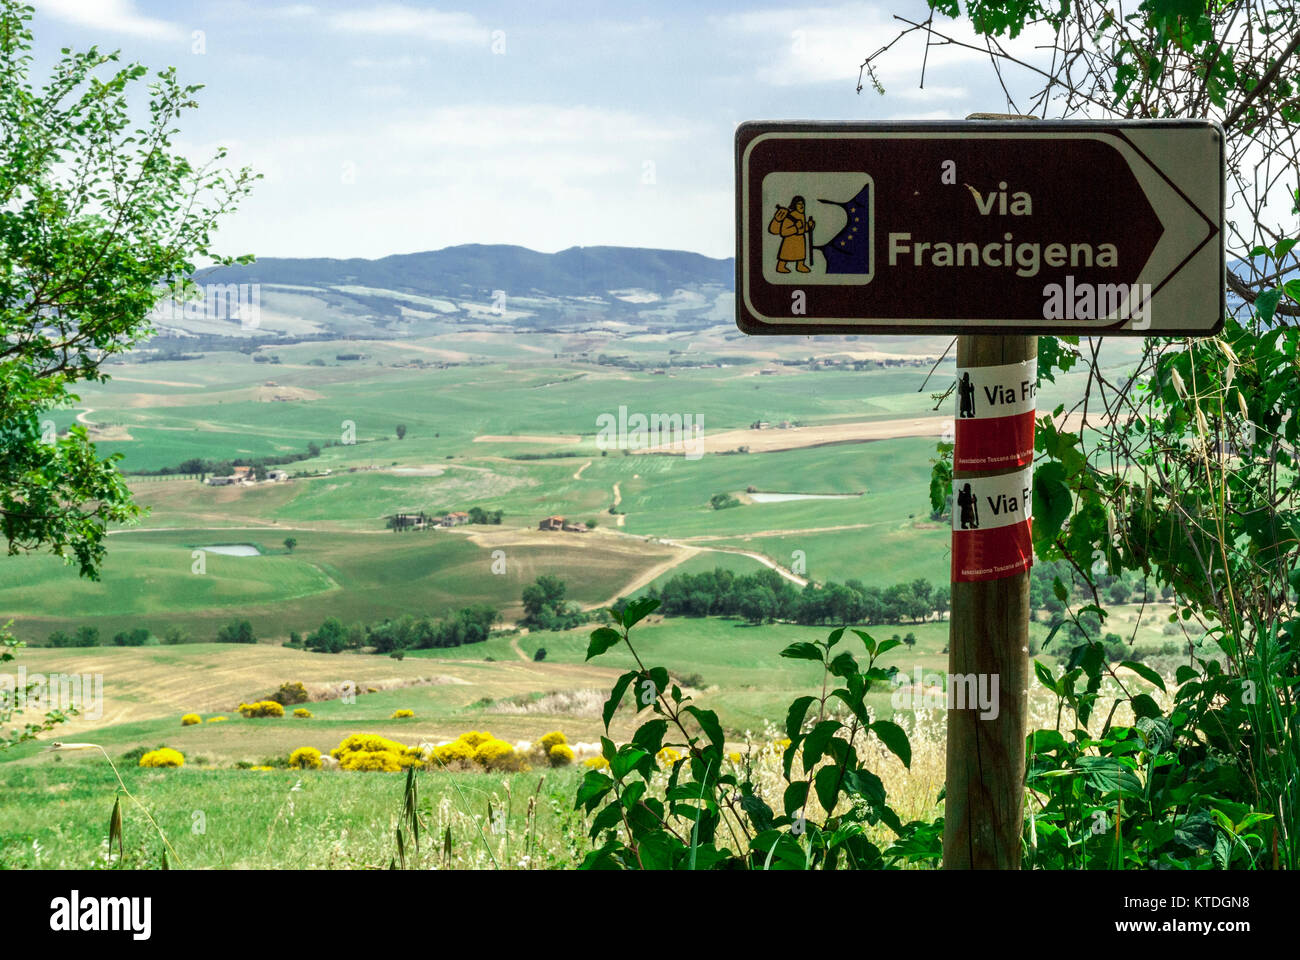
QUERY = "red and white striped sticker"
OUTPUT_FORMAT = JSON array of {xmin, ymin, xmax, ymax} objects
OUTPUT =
[
  {"xmin": 952, "ymin": 466, "xmax": 1034, "ymax": 582},
  {"xmin": 954, "ymin": 357, "xmax": 1037, "ymax": 471}
]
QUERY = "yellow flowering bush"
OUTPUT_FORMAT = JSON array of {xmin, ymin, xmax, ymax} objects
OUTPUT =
[
  {"xmin": 238, "ymin": 700, "xmax": 285, "ymax": 719},
  {"xmin": 583, "ymin": 755, "xmax": 609, "ymax": 770},
  {"xmin": 538, "ymin": 730, "xmax": 567, "ymax": 753},
  {"xmin": 458, "ymin": 730, "xmax": 493, "ymax": 748},
  {"xmin": 332, "ymin": 733, "xmax": 418, "ymax": 772},
  {"xmin": 293, "ymin": 707, "xmax": 312, "ymax": 718},
  {"xmin": 139, "ymin": 748, "xmax": 184, "ymax": 768},
  {"xmin": 340, "ymin": 750, "xmax": 401, "ymax": 772},
  {"xmin": 289, "ymin": 747, "xmax": 322, "ymax": 769},
  {"xmin": 180, "ymin": 713, "xmax": 200, "ymax": 726},
  {"xmin": 472, "ymin": 738, "xmax": 520, "ymax": 771},
  {"xmin": 250, "ymin": 765, "xmax": 273, "ymax": 771},
  {"xmin": 391, "ymin": 709, "xmax": 414, "ymax": 719},
  {"xmin": 206, "ymin": 716, "xmax": 228, "ymax": 723},
  {"xmin": 430, "ymin": 738, "xmax": 476, "ymax": 768},
  {"xmin": 548, "ymin": 743, "xmax": 575, "ymax": 767},
  {"xmin": 657, "ymin": 747, "xmax": 683, "ymax": 766}
]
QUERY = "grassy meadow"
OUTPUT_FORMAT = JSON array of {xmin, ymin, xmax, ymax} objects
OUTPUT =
[{"xmin": 1, "ymin": 327, "xmax": 1177, "ymax": 868}]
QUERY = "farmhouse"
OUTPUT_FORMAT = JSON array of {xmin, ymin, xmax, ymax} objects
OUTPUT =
[
  {"xmin": 232, "ymin": 466, "xmax": 252, "ymax": 479},
  {"xmin": 205, "ymin": 475, "xmax": 241, "ymax": 486},
  {"xmin": 440, "ymin": 511, "xmax": 470, "ymax": 527},
  {"xmin": 561, "ymin": 520, "xmax": 589, "ymax": 533},
  {"xmin": 538, "ymin": 515, "xmax": 565, "ymax": 531},
  {"xmin": 265, "ymin": 469, "xmax": 289, "ymax": 482},
  {"xmin": 390, "ymin": 511, "xmax": 428, "ymax": 531}
]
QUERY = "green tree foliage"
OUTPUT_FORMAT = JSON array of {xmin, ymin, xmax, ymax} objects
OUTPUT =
[
  {"xmin": 0, "ymin": 1, "xmax": 257, "ymax": 578},
  {"xmin": 521, "ymin": 575, "xmax": 585, "ymax": 630},
  {"xmin": 215, "ymin": 619, "xmax": 256, "ymax": 644}
]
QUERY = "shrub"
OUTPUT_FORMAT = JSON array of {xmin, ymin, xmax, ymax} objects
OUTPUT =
[
  {"xmin": 289, "ymin": 746, "xmax": 322, "ymax": 769},
  {"xmin": 391, "ymin": 709, "xmax": 414, "ymax": 719},
  {"xmin": 583, "ymin": 755, "xmax": 609, "ymax": 770},
  {"xmin": 206, "ymin": 716, "xmax": 228, "ymax": 723},
  {"xmin": 216, "ymin": 619, "xmax": 256, "ymax": 644},
  {"xmin": 458, "ymin": 730, "xmax": 493, "ymax": 748},
  {"xmin": 537, "ymin": 730, "xmax": 567, "ymax": 753},
  {"xmin": 139, "ymin": 748, "xmax": 184, "ymax": 768},
  {"xmin": 473, "ymin": 738, "xmax": 520, "ymax": 771},
  {"xmin": 238, "ymin": 700, "xmax": 285, "ymax": 718},
  {"xmin": 332, "ymin": 733, "xmax": 420, "ymax": 772},
  {"xmin": 293, "ymin": 707, "xmax": 312, "ymax": 718},
  {"xmin": 180, "ymin": 713, "xmax": 200, "ymax": 726},
  {"xmin": 548, "ymin": 743, "xmax": 575, "ymax": 766},
  {"xmin": 273, "ymin": 681, "xmax": 310, "ymax": 705},
  {"xmin": 340, "ymin": 750, "xmax": 402, "ymax": 772},
  {"xmin": 430, "ymin": 738, "xmax": 476, "ymax": 767}
]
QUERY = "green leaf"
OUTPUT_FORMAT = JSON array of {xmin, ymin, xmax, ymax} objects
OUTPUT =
[
  {"xmin": 631, "ymin": 719, "xmax": 668, "ymax": 755},
  {"xmin": 828, "ymin": 651, "xmax": 859, "ymax": 679},
  {"xmin": 802, "ymin": 720, "xmax": 842, "ymax": 769},
  {"xmin": 1033, "ymin": 659, "xmax": 1062, "ymax": 695},
  {"xmin": 783, "ymin": 781, "xmax": 809, "ymax": 818},
  {"xmin": 780, "ymin": 641, "xmax": 824, "ymax": 663},
  {"xmin": 1255, "ymin": 288, "xmax": 1283, "ymax": 324},
  {"xmin": 1120, "ymin": 660, "xmax": 1166, "ymax": 692},
  {"xmin": 586, "ymin": 627, "xmax": 623, "ymax": 661},
  {"xmin": 870, "ymin": 720, "xmax": 912, "ymax": 769},
  {"xmin": 621, "ymin": 595, "xmax": 660, "ymax": 629},
  {"xmin": 814, "ymin": 764, "xmax": 845, "ymax": 815},
  {"xmin": 784, "ymin": 695, "xmax": 815, "ymax": 740},
  {"xmin": 851, "ymin": 629, "xmax": 877, "ymax": 656},
  {"xmin": 602, "ymin": 671, "xmax": 637, "ymax": 730},
  {"xmin": 610, "ymin": 746, "xmax": 648, "ymax": 780},
  {"xmin": 873, "ymin": 637, "xmax": 903, "ymax": 658},
  {"xmin": 1033, "ymin": 462, "xmax": 1073, "ymax": 548},
  {"xmin": 684, "ymin": 705, "xmax": 724, "ymax": 750},
  {"xmin": 576, "ymin": 771, "xmax": 614, "ymax": 812}
]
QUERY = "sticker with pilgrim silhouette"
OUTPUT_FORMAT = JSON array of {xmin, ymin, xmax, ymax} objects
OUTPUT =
[
  {"xmin": 952, "ymin": 465, "xmax": 1034, "ymax": 582},
  {"xmin": 954, "ymin": 357, "xmax": 1037, "ymax": 471}
]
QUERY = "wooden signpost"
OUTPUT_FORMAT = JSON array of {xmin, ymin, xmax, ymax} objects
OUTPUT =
[{"xmin": 735, "ymin": 117, "xmax": 1224, "ymax": 868}]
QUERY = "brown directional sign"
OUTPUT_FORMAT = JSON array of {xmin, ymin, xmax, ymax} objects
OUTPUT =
[{"xmin": 735, "ymin": 120, "xmax": 1224, "ymax": 336}]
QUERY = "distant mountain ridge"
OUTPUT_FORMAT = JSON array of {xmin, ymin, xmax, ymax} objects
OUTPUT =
[{"xmin": 206, "ymin": 243, "xmax": 734, "ymax": 298}]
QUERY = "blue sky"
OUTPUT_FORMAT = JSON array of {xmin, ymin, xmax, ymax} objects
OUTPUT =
[{"xmin": 28, "ymin": 0, "xmax": 1030, "ymax": 260}]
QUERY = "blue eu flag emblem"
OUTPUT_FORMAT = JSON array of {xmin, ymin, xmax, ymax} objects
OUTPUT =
[{"xmin": 816, "ymin": 182, "xmax": 872, "ymax": 276}]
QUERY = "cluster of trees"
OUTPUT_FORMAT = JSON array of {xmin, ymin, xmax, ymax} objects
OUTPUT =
[
  {"xmin": 644, "ymin": 567, "xmax": 949, "ymax": 626},
  {"xmin": 299, "ymin": 605, "xmax": 498, "ymax": 654},
  {"xmin": 131, "ymin": 442, "xmax": 323, "ymax": 478},
  {"xmin": 521, "ymin": 575, "xmax": 589, "ymax": 631},
  {"xmin": 466, "ymin": 507, "xmax": 503, "ymax": 524},
  {"xmin": 45, "ymin": 624, "xmax": 196, "ymax": 647}
]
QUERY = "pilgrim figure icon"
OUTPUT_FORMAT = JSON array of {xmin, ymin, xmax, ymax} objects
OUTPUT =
[
  {"xmin": 768, "ymin": 196, "xmax": 815, "ymax": 273},
  {"xmin": 958, "ymin": 371, "xmax": 976, "ymax": 419},
  {"xmin": 957, "ymin": 482, "xmax": 981, "ymax": 529}
]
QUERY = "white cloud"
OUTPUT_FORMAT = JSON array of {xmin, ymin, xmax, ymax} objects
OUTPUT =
[
  {"xmin": 327, "ymin": 4, "xmax": 489, "ymax": 47},
  {"xmin": 32, "ymin": 0, "xmax": 185, "ymax": 41},
  {"xmin": 714, "ymin": 1, "xmax": 1055, "ymax": 95}
]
